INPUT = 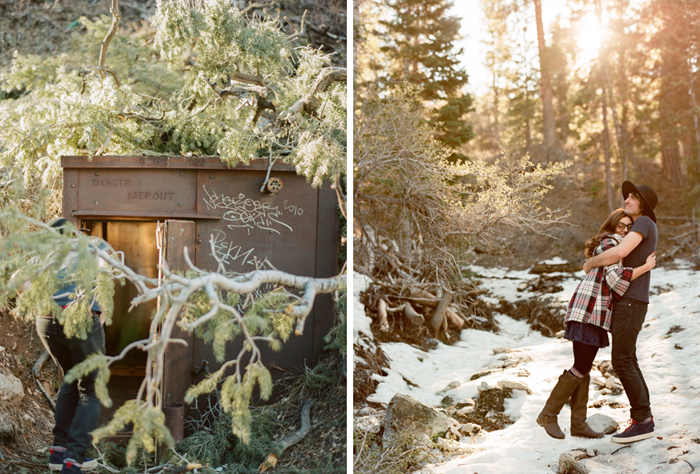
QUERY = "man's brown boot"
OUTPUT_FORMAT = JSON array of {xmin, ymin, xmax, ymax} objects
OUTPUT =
[
  {"xmin": 537, "ymin": 370, "xmax": 582, "ymax": 439},
  {"xmin": 570, "ymin": 373, "xmax": 604, "ymax": 438}
]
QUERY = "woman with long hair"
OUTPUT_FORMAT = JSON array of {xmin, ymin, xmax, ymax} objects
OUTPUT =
[{"xmin": 537, "ymin": 209, "xmax": 656, "ymax": 439}]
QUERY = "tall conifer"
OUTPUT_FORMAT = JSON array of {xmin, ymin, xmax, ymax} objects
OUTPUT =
[{"xmin": 378, "ymin": 0, "xmax": 474, "ymax": 161}]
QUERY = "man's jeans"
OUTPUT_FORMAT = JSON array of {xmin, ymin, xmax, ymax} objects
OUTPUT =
[
  {"xmin": 36, "ymin": 313, "xmax": 105, "ymax": 464},
  {"xmin": 611, "ymin": 298, "xmax": 652, "ymax": 422}
]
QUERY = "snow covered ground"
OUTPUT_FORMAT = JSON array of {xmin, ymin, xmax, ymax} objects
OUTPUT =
[{"xmin": 353, "ymin": 262, "xmax": 700, "ymax": 473}]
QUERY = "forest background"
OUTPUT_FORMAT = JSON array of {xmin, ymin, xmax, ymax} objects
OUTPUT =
[{"xmin": 354, "ymin": 0, "xmax": 700, "ymax": 284}]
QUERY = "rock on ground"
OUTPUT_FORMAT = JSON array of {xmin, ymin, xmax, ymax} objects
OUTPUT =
[
  {"xmin": 0, "ymin": 371, "xmax": 24, "ymax": 405},
  {"xmin": 585, "ymin": 413, "xmax": 619, "ymax": 435},
  {"xmin": 382, "ymin": 393, "xmax": 452, "ymax": 444}
]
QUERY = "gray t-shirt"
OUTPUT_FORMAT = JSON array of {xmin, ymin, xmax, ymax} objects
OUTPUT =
[{"xmin": 622, "ymin": 216, "xmax": 657, "ymax": 303}]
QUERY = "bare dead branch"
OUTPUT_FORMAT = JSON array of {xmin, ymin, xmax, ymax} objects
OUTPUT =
[
  {"xmin": 230, "ymin": 72, "xmax": 266, "ymax": 88},
  {"xmin": 285, "ymin": 10, "xmax": 307, "ymax": 41},
  {"xmin": 429, "ymin": 292, "xmax": 452, "ymax": 333},
  {"xmin": 32, "ymin": 350, "xmax": 55, "ymax": 409},
  {"xmin": 279, "ymin": 68, "xmax": 347, "ymax": 120},
  {"xmin": 241, "ymin": 1, "xmax": 275, "ymax": 15},
  {"xmin": 98, "ymin": 0, "xmax": 120, "ymax": 80},
  {"xmin": 259, "ymin": 400, "xmax": 317, "ymax": 472},
  {"xmin": 377, "ymin": 298, "xmax": 389, "ymax": 332},
  {"xmin": 403, "ymin": 302, "xmax": 424, "ymax": 326},
  {"xmin": 445, "ymin": 307, "xmax": 464, "ymax": 330}
]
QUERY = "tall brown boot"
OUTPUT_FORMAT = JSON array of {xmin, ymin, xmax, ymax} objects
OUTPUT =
[
  {"xmin": 570, "ymin": 373, "xmax": 603, "ymax": 438},
  {"xmin": 537, "ymin": 370, "xmax": 582, "ymax": 439}
]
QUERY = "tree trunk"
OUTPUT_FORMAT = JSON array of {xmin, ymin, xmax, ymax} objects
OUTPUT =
[
  {"xmin": 492, "ymin": 74, "xmax": 501, "ymax": 145},
  {"xmin": 661, "ymin": 131, "xmax": 685, "ymax": 184},
  {"xmin": 601, "ymin": 86, "xmax": 615, "ymax": 214},
  {"xmin": 596, "ymin": 0, "xmax": 617, "ymax": 212},
  {"xmin": 656, "ymin": 0, "xmax": 686, "ymax": 185},
  {"xmin": 689, "ymin": 51, "xmax": 700, "ymax": 173},
  {"xmin": 613, "ymin": 1, "xmax": 632, "ymax": 187},
  {"xmin": 525, "ymin": 88, "xmax": 532, "ymax": 152},
  {"xmin": 534, "ymin": 0, "xmax": 556, "ymax": 160}
]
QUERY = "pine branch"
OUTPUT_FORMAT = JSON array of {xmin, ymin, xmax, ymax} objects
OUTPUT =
[{"xmin": 279, "ymin": 67, "xmax": 347, "ymax": 120}]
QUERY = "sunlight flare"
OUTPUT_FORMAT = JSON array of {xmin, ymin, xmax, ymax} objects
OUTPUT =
[{"xmin": 575, "ymin": 12, "xmax": 604, "ymax": 67}]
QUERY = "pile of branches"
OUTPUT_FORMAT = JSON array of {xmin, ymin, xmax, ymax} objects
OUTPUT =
[
  {"xmin": 354, "ymin": 88, "xmax": 570, "ymax": 343},
  {"xmin": 0, "ymin": 0, "xmax": 347, "ymax": 219},
  {"xmin": 359, "ymin": 269, "xmax": 496, "ymax": 345},
  {"xmin": 666, "ymin": 219, "xmax": 700, "ymax": 260}
]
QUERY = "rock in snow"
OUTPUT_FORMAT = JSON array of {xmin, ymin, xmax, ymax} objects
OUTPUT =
[
  {"xmin": 585, "ymin": 413, "xmax": 619, "ymax": 435},
  {"xmin": 382, "ymin": 393, "xmax": 452, "ymax": 444}
]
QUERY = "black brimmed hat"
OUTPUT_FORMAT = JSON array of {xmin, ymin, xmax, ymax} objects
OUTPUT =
[
  {"xmin": 48, "ymin": 217, "xmax": 69, "ymax": 232},
  {"xmin": 47, "ymin": 217, "xmax": 89, "ymax": 234},
  {"xmin": 621, "ymin": 181, "xmax": 658, "ymax": 223}
]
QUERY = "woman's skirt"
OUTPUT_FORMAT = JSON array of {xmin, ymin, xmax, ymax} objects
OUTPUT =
[{"xmin": 564, "ymin": 320, "xmax": 610, "ymax": 348}]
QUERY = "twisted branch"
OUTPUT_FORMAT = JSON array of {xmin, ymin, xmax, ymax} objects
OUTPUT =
[{"xmin": 98, "ymin": 0, "xmax": 120, "ymax": 80}]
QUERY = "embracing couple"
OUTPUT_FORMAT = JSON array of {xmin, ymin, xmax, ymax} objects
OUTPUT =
[{"xmin": 537, "ymin": 180, "xmax": 658, "ymax": 444}]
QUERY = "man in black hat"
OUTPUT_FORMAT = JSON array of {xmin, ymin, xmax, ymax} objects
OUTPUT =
[{"xmin": 582, "ymin": 181, "xmax": 658, "ymax": 444}]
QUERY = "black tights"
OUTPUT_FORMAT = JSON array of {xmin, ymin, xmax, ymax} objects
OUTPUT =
[{"xmin": 572, "ymin": 341, "xmax": 599, "ymax": 376}]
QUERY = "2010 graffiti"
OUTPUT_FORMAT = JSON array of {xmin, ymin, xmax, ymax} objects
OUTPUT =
[{"xmin": 202, "ymin": 186, "xmax": 302, "ymax": 235}]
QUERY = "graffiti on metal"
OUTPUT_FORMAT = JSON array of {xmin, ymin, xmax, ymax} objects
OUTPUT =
[
  {"xmin": 210, "ymin": 229, "xmax": 258, "ymax": 267},
  {"xmin": 201, "ymin": 186, "xmax": 303, "ymax": 235},
  {"xmin": 283, "ymin": 200, "xmax": 304, "ymax": 216}
]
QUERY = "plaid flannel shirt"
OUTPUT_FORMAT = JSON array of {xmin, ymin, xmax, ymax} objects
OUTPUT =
[{"xmin": 564, "ymin": 234, "xmax": 633, "ymax": 331}]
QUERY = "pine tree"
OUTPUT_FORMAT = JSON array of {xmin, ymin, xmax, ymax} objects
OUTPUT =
[
  {"xmin": 533, "ymin": 0, "xmax": 557, "ymax": 160},
  {"xmin": 377, "ymin": 0, "xmax": 474, "ymax": 161},
  {"xmin": 649, "ymin": 0, "xmax": 700, "ymax": 185}
]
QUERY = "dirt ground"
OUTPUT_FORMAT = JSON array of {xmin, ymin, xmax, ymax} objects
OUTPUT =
[
  {"xmin": 0, "ymin": 308, "xmax": 347, "ymax": 473},
  {"xmin": 0, "ymin": 310, "xmax": 60, "ymax": 472}
]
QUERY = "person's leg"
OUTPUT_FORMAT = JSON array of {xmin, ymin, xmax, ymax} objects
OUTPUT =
[
  {"xmin": 571, "ymin": 341, "xmax": 598, "ymax": 377},
  {"xmin": 611, "ymin": 299, "xmax": 652, "ymax": 422},
  {"xmin": 36, "ymin": 317, "xmax": 80, "ymax": 451},
  {"xmin": 537, "ymin": 369, "xmax": 582, "ymax": 439},
  {"xmin": 569, "ymin": 342, "xmax": 602, "ymax": 438},
  {"xmin": 61, "ymin": 314, "xmax": 105, "ymax": 466}
]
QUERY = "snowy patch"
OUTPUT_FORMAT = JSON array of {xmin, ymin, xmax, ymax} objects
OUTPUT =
[
  {"xmin": 353, "ymin": 272, "xmax": 373, "ymax": 346},
  {"xmin": 538, "ymin": 256, "xmax": 568, "ymax": 265},
  {"xmin": 354, "ymin": 264, "xmax": 700, "ymax": 473}
]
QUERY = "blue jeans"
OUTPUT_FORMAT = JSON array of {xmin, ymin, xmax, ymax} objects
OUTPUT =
[
  {"xmin": 611, "ymin": 298, "xmax": 652, "ymax": 422},
  {"xmin": 36, "ymin": 313, "xmax": 105, "ymax": 464}
]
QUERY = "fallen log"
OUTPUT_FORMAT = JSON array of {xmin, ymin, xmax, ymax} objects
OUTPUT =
[
  {"xmin": 408, "ymin": 287, "xmax": 437, "ymax": 300},
  {"xmin": 400, "ymin": 296, "xmax": 438, "ymax": 308},
  {"xmin": 385, "ymin": 303, "xmax": 405, "ymax": 313}
]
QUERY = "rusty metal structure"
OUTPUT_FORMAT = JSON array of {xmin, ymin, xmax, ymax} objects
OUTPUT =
[{"xmin": 61, "ymin": 155, "xmax": 339, "ymax": 423}]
